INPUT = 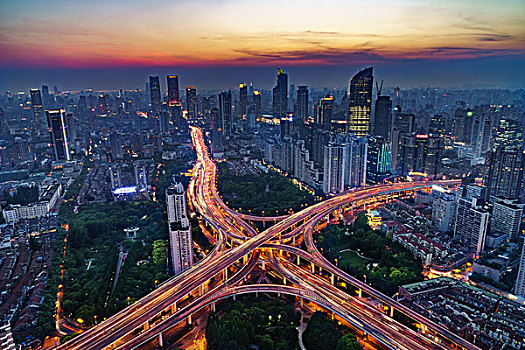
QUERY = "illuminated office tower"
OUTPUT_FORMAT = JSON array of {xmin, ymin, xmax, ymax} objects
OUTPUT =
[
  {"xmin": 46, "ymin": 109, "xmax": 71, "ymax": 161},
  {"xmin": 30, "ymin": 89, "xmax": 44, "ymax": 126},
  {"xmin": 452, "ymin": 107, "xmax": 475, "ymax": 144},
  {"xmin": 252, "ymin": 91, "xmax": 262, "ymax": 118},
  {"xmin": 185, "ymin": 86, "xmax": 197, "ymax": 119},
  {"xmin": 167, "ymin": 75, "xmax": 180, "ymax": 105},
  {"xmin": 166, "ymin": 183, "xmax": 193, "ymax": 275},
  {"xmin": 347, "ymin": 67, "xmax": 373, "ymax": 137},
  {"xmin": 367, "ymin": 136, "xmax": 392, "ymax": 184},
  {"xmin": 323, "ymin": 141, "xmax": 345, "ymax": 194},
  {"xmin": 219, "ymin": 91, "xmax": 232, "ymax": 137},
  {"xmin": 429, "ymin": 114, "xmax": 446, "ymax": 136},
  {"xmin": 149, "ymin": 76, "xmax": 161, "ymax": 116},
  {"xmin": 373, "ymin": 94, "xmax": 392, "ymax": 140},
  {"xmin": 471, "ymin": 112, "xmax": 494, "ymax": 158},
  {"xmin": 238, "ymin": 83, "xmax": 248, "ymax": 119},
  {"xmin": 483, "ymin": 146, "xmax": 524, "ymax": 200},
  {"xmin": 272, "ymin": 68, "xmax": 288, "ymax": 118},
  {"xmin": 493, "ymin": 118, "xmax": 523, "ymax": 150},
  {"xmin": 396, "ymin": 133, "xmax": 442, "ymax": 178},
  {"xmin": 316, "ymin": 95, "xmax": 334, "ymax": 131}
]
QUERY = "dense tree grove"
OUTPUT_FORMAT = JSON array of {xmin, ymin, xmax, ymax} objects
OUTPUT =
[
  {"xmin": 317, "ymin": 214, "xmax": 423, "ymax": 295},
  {"xmin": 217, "ymin": 163, "xmax": 315, "ymax": 217},
  {"xmin": 303, "ymin": 311, "xmax": 363, "ymax": 350},
  {"xmin": 205, "ymin": 297, "xmax": 300, "ymax": 350}
]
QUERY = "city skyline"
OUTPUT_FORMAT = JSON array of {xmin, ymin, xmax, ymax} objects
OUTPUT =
[{"xmin": 1, "ymin": 0, "xmax": 525, "ymax": 90}]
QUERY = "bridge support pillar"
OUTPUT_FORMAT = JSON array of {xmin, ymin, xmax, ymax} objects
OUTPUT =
[
  {"xmin": 199, "ymin": 284, "xmax": 205, "ymax": 296},
  {"xmin": 233, "ymin": 294, "xmax": 236, "ymax": 301},
  {"xmin": 261, "ymin": 261, "xmax": 266, "ymax": 270},
  {"xmin": 211, "ymin": 302, "xmax": 216, "ymax": 312},
  {"xmin": 292, "ymin": 236, "xmax": 295, "ymax": 246},
  {"xmin": 311, "ymin": 262, "xmax": 315, "ymax": 273},
  {"xmin": 297, "ymin": 255, "xmax": 300, "ymax": 265},
  {"xmin": 144, "ymin": 321, "xmax": 149, "ymax": 331},
  {"xmin": 243, "ymin": 255, "xmax": 247, "ymax": 264},
  {"xmin": 171, "ymin": 302, "xmax": 176, "ymax": 314},
  {"xmin": 421, "ymin": 324, "xmax": 427, "ymax": 334},
  {"xmin": 390, "ymin": 306, "xmax": 394, "ymax": 317},
  {"xmin": 278, "ymin": 292, "xmax": 281, "ymax": 297},
  {"xmin": 223, "ymin": 268, "xmax": 228, "ymax": 280},
  {"xmin": 300, "ymin": 298, "xmax": 303, "ymax": 308},
  {"xmin": 188, "ymin": 315, "xmax": 192, "ymax": 324},
  {"xmin": 331, "ymin": 273, "xmax": 335, "ymax": 285},
  {"xmin": 283, "ymin": 277, "xmax": 287, "ymax": 285},
  {"xmin": 158, "ymin": 332, "xmax": 163, "ymax": 347},
  {"xmin": 358, "ymin": 288, "xmax": 362, "ymax": 299}
]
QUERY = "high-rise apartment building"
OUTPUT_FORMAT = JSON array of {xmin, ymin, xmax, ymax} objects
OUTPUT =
[
  {"xmin": 429, "ymin": 115, "xmax": 446, "ymax": 136},
  {"xmin": 252, "ymin": 91, "xmax": 262, "ymax": 119},
  {"xmin": 166, "ymin": 183, "xmax": 193, "ymax": 275},
  {"xmin": 272, "ymin": 68, "xmax": 288, "ymax": 118},
  {"xmin": 347, "ymin": 67, "xmax": 373, "ymax": 137},
  {"xmin": 454, "ymin": 197, "xmax": 490, "ymax": 257},
  {"xmin": 491, "ymin": 197, "xmax": 523, "ymax": 241},
  {"xmin": 109, "ymin": 132, "xmax": 123, "ymax": 160},
  {"xmin": 515, "ymin": 241, "xmax": 525, "ymax": 297},
  {"xmin": 185, "ymin": 86, "xmax": 197, "ymax": 120},
  {"xmin": 46, "ymin": 109, "xmax": 71, "ymax": 161},
  {"xmin": 493, "ymin": 118, "xmax": 523, "ymax": 150},
  {"xmin": 471, "ymin": 113, "xmax": 493, "ymax": 158},
  {"xmin": 149, "ymin": 76, "xmax": 161, "ymax": 116},
  {"xmin": 373, "ymin": 95, "xmax": 392, "ymax": 140},
  {"xmin": 483, "ymin": 146, "xmax": 524, "ymax": 200},
  {"xmin": 323, "ymin": 134, "xmax": 368, "ymax": 194},
  {"xmin": 167, "ymin": 75, "xmax": 180, "ymax": 105},
  {"xmin": 432, "ymin": 189, "xmax": 456, "ymax": 232}
]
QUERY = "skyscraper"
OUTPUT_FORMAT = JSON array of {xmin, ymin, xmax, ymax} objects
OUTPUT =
[
  {"xmin": 454, "ymin": 197, "xmax": 490, "ymax": 257},
  {"xmin": 219, "ymin": 91, "xmax": 232, "ymax": 137},
  {"xmin": 432, "ymin": 189, "xmax": 456, "ymax": 233},
  {"xmin": 471, "ymin": 112, "xmax": 493, "ymax": 158},
  {"xmin": 238, "ymin": 83, "xmax": 248, "ymax": 119},
  {"xmin": 166, "ymin": 183, "xmax": 193, "ymax": 275},
  {"xmin": 491, "ymin": 197, "xmax": 524, "ymax": 241},
  {"xmin": 367, "ymin": 136, "xmax": 392, "ymax": 184},
  {"xmin": 272, "ymin": 68, "xmax": 288, "ymax": 118},
  {"xmin": 483, "ymin": 146, "xmax": 524, "ymax": 200},
  {"xmin": 185, "ymin": 86, "xmax": 197, "ymax": 119},
  {"xmin": 46, "ymin": 109, "xmax": 71, "ymax": 161},
  {"xmin": 429, "ymin": 114, "xmax": 446, "ymax": 136},
  {"xmin": 0, "ymin": 108, "xmax": 8, "ymax": 134},
  {"xmin": 347, "ymin": 67, "xmax": 373, "ymax": 137},
  {"xmin": 149, "ymin": 76, "xmax": 161, "ymax": 116},
  {"xmin": 515, "ymin": 241, "xmax": 525, "ymax": 297},
  {"xmin": 252, "ymin": 91, "xmax": 262, "ymax": 119},
  {"xmin": 167, "ymin": 75, "xmax": 180, "ymax": 105},
  {"xmin": 493, "ymin": 118, "xmax": 523, "ymax": 150},
  {"xmin": 396, "ymin": 133, "xmax": 442, "ymax": 178},
  {"xmin": 317, "ymin": 95, "xmax": 334, "ymax": 131},
  {"xmin": 109, "ymin": 132, "xmax": 123, "ymax": 160},
  {"xmin": 373, "ymin": 95, "xmax": 392, "ymax": 140},
  {"xmin": 30, "ymin": 89, "xmax": 44, "ymax": 127},
  {"xmin": 296, "ymin": 86, "xmax": 309, "ymax": 123}
]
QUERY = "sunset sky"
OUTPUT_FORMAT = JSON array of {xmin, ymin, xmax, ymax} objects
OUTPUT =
[{"xmin": 1, "ymin": 0, "xmax": 524, "ymax": 90}]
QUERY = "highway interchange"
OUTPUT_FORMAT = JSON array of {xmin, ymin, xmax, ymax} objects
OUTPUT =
[{"xmin": 59, "ymin": 126, "xmax": 479, "ymax": 350}]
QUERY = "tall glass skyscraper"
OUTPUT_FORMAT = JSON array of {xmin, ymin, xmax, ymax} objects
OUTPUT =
[
  {"xmin": 167, "ymin": 75, "xmax": 180, "ymax": 105},
  {"xmin": 149, "ymin": 76, "xmax": 161, "ymax": 116},
  {"xmin": 46, "ymin": 109, "xmax": 71, "ymax": 161},
  {"xmin": 347, "ymin": 67, "xmax": 373, "ymax": 137},
  {"xmin": 272, "ymin": 68, "xmax": 288, "ymax": 118}
]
